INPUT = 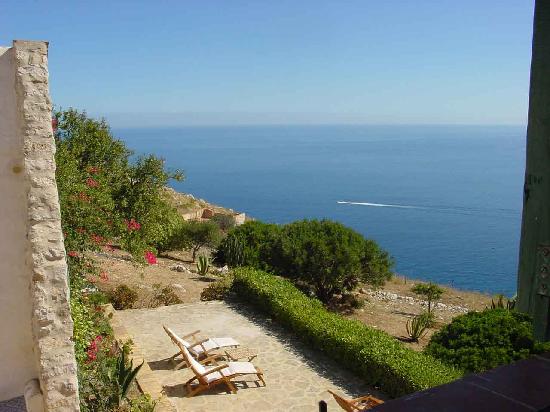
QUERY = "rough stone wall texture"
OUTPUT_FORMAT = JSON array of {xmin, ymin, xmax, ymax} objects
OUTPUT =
[
  {"xmin": 13, "ymin": 40, "xmax": 80, "ymax": 411},
  {"xmin": 0, "ymin": 45, "xmax": 38, "ymax": 403}
]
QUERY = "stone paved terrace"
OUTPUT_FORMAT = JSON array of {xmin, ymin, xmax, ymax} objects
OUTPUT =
[{"xmin": 113, "ymin": 301, "xmax": 386, "ymax": 411}]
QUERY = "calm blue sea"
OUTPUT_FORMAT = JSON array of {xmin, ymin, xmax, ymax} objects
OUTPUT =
[{"xmin": 114, "ymin": 125, "xmax": 525, "ymax": 296}]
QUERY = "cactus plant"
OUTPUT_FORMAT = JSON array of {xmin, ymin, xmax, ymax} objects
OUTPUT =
[
  {"xmin": 196, "ymin": 255, "xmax": 210, "ymax": 276},
  {"xmin": 223, "ymin": 235, "xmax": 245, "ymax": 267},
  {"xmin": 406, "ymin": 312, "xmax": 430, "ymax": 342}
]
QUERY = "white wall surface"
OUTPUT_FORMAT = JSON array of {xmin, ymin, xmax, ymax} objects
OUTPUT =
[{"xmin": 0, "ymin": 46, "xmax": 39, "ymax": 401}]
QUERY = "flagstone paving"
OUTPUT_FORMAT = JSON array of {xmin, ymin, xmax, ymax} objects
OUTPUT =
[{"xmin": 114, "ymin": 301, "xmax": 386, "ymax": 411}]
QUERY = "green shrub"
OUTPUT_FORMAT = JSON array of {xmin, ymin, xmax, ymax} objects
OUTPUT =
[
  {"xmin": 148, "ymin": 284, "xmax": 182, "ymax": 307},
  {"xmin": 232, "ymin": 268, "xmax": 460, "ymax": 397},
  {"xmin": 277, "ymin": 220, "xmax": 372, "ymax": 302},
  {"xmin": 217, "ymin": 220, "xmax": 394, "ymax": 303},
  {"xmin": 180, "ymin": 220, "xmax": 222, "ymax": 261},
  {"xmin": 54, "ymin": 108, "xmax": 183, "ymax": 256},
  {"xmin": 214, "ymin": 221, "xmax": 282, "ymax": 270},
  {"xmin": 411, "ymin": 282, "xmax": 444, "ymax": 314},
  {"xmin": 200, "ymin": 275, "xmax": 234, "ymax": 301},
  {"xmin": 109, "ymin": 285, "xmax": 138, "ymax": 310},
  {"xmin": 211, "ymin": 213, "xmax": 236, "ymax": 231},
  {"xmin": 426, "ymin": 309, "xmax": 546, "ymax": 373}
]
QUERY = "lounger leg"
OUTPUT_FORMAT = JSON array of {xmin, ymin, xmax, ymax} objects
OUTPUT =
[
  {"xmin": 225, "ymin": 379, "xmax": 238, "ymax": 394},
  {"xmin": 256, "ymin": 368, "xmax": 266, "ymax": 386},
  {"xmin": 169, "ymin": 350, "xmax": 180, "ymax": 360},
  {"xmin": 175, "ymin": 359, "xmax": 187, "ymax": 370}
]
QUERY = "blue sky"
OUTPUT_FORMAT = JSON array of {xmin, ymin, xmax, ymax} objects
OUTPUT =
[{"xmin": 2, "ymin": 1, "xmax": 535, "ymax": 126}]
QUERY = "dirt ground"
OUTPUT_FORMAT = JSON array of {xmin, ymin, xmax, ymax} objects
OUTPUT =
[{"xmin": 91, "ymin": 249, "xmax": 493, "ymax": 350}]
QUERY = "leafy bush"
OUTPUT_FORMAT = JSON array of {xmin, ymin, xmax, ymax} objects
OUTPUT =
[
  {"xmin": 217, "ymin": 220, "xmax": 394, "ymax": 303},
  {"xmin": 172, "ymin": 220, "xmax": 222, "ymax": 261},
  {"xmin": 148, "ymin": 284, "xmax": 182, "ymax": 307},
  {"xmin": 426, "ymin": 309, "xmax": 550, "ymax": 373},
  {"xmin": 214, "ymin": 221, "xmax": 282, "ymax": 270},
  {"xmin": 232, "ymin": 268, "xmax": 460, "ymax": 397},
  {"xmin": 411, "ymin": 282, "xmax": 444, "ymax": 314},
  {"xmin": 211, "ymin": 213, "xmax": 236, "ymax": 231},
  {"xmin": 200, "ymin": 275, "xmax": 235, "ymax": 301},
  {"xmin": 109, "ymin": 285, "xmax": 138, "ymax": 310},
  {"xmin": 54, "ymin": 108, "xmax": 183, "ymax": 256},
  {"xmin": 277, "ymin": 220, "xmax": 372, "ymax": 302}
]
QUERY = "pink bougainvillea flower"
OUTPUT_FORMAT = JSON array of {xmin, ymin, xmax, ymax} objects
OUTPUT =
[
  {"xmin": 144, "ymin": 250, "xmax": 157, "ymax": 265},
  {"xmin": 67, "ymin": 251, "xmax": 79, "ymax": 258},
  {"xmin": 77, "ymin": 192, "xmax": 90, "ymax": 202},
  {"xmin": 51, "ymin": 117, "xmax": 58, "ymax": 132},
  {"xmin": 86, "ymin": 335, "xmax": 103, "ymax": 363},
  {"xmin": 125, "ymin": 218, "xmax": 141, "ymax": 231},
  {"xmin": 90, "ymin": 234, "xmax": 105, "ymax": 245},
  {"xmin": 86, "ymin": 177, "xmax": 99, "ymax": 188}
]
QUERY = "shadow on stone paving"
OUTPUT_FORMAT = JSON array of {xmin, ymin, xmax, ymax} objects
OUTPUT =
[
  {"xmin": 223, "ymin": 298, "xmax": 385, "ymax": 400},
  {"xmin": 164, "ymin": 379, "xmax": 264, "ymax": 398}
]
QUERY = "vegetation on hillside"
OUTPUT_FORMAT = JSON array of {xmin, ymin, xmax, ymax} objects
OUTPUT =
[
  {"xmin": 215, "ymin": 220, "xmax": 394, "ymax": 302},
  {"xmin": 426, "ymin": 309, "xmax": 550, "ymax": 373}
]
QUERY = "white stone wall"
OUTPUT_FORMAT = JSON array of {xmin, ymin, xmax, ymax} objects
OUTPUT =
[
  {"xmin": 0, "ymin": 44, "xmax": 38, "ymax": 404},
  {"xmin": 0, "ymin": 41, "xmax": 80, "ymax": 411}
]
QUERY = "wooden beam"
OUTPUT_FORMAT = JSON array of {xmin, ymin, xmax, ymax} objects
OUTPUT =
[{"xmin": 517, "ymin": 0, "xmax": 550, "ymax": 341}]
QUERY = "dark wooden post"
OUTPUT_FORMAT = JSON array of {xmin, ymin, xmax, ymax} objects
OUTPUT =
[{"xmin": 517, "ymin": 0, "xmax": 550, "ymax": 341}]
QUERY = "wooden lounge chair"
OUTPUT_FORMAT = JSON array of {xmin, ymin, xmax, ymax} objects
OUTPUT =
[
  {"xmin": 178, "ymin": 337, "xmax": 266, "ymax": 397},
  {"xmin": 328, "ymin": 389, "xmax": 384, "ymax": 411},
  {"xmin": 163, "ymin": 325, "xmax": 238, "ymax": 368}
]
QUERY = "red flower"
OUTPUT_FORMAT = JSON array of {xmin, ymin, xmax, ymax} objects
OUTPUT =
[
  {"xmin": 51, "ymin": 117, "xmax": 58, "ymax": 132},
  {"xmin": 125, "ymin": 219, "xmax": 141, "ymax": 231},
  {"xmin": 77, "ymin": 192, "xmax": 90, "ymax": 202},
  {"xmin": 90, "ymin": 234, "xmax": 105, "ymax": 245},
  {"xmin": 86, "ymin": 335, "xmax": 103, "ymax": 362},
  {"xmin": 68, "ymin": 251, "xmax": 79, "ymax": 258},
  {"xmin": 144, "ymin": 250, "xmax": 157, "ymax": 265},
  {"xmin": 99, "ymin": 272, "xmax": 109, "ymax": 281},
  {"xmin": 86, "ymin": 177, "xmax": 99, "ymax": 188}
]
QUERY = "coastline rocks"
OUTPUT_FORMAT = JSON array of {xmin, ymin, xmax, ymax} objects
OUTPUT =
[{"xmin": 364, "ymin": 289, "xmax": 469, "ymax": 314}]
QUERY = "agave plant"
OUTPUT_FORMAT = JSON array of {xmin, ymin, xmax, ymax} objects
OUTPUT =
[
  {"xmin": 406, "ymin": 312, "xmax": 430, "ymax": 342},
  {"xmin": 115, "ymin": 349, "xmax": 144, "ymax": 404},
  {"xmin": 489, "ymin": 294, "xmax": 516, "ymax": 310},
  {"xmin": 196, "ymin": 255, "xmax": 210, "ymax": 276}
]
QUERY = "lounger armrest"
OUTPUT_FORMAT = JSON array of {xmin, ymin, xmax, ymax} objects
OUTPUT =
[
  {"xmin": 200, "ymin": 363, "xmax": 229, "ymax": 378},
  {"xmin": 181, "ymin": 330, "xmax": 201, "ymax": 339},
  {"xmin": 199, "ymin": 353, "xmax": 225, "ymax": 365}
]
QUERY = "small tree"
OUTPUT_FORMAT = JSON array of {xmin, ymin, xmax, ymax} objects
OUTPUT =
[
  {"xmin": 278, "ymin": 220, "xmax": 367, "ymax": 303},
  {"xmin": 411, "ymin": 282, "xmax": 444, "ymax": 314},
  {"xmin": 182, "ymin": 220, "xmax": 222, "ymax": 261}
]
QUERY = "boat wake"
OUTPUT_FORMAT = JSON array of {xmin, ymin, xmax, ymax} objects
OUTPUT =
[{"xmin": 337, "ymin": 201, "xmax": 518, "ymax": 217}]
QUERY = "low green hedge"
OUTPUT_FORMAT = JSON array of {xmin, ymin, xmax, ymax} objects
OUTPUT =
[{"xmin": 232, "ymin": 268, "xmax": 462, "ymax": 397}]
